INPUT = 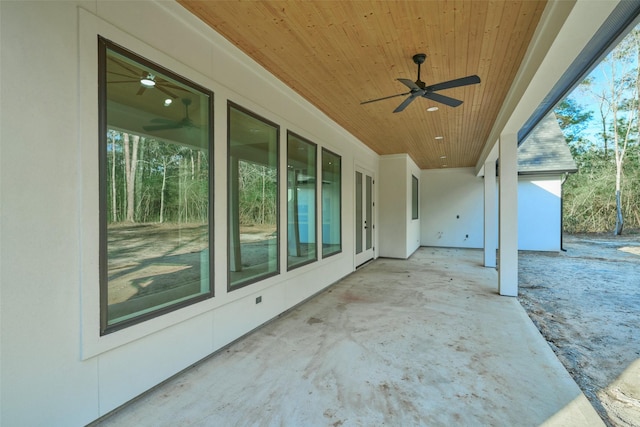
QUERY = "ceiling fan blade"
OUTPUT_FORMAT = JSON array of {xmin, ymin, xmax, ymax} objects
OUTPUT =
[
  {"xmin": 143, "ymin": 123, "xmax": 182, "ymax": 132},
  {"xmin": 108, "ymin": 71, "xmax": 139, "ymax": 79},
  {"xmin": 426, "ymin": 75, "xmax": 481, "ymax": 92},
  {"xmin": 397, "ymin": 78, "xmax": 421, "ymax": 91},
  {"xmin": 155, "ymin": 84, "xmax": 179, "ymax": 99},
  {"xmin": 109, "ymin": 56, "xmax": 143, "ymax": 77},
  {"xmin": 423, "ymin": 92, "xmax": 463, "ymax": 107},
  {"xmin": 393, "ymin": 92, "xmax": 423, "ymax": 113},
  {"xmin": 361, "ymin": 91, "xmax": 411, "ymax": 105},
  {"xmin": 150, "ymin": 117, "xmax": 178, "ymax": 124}
]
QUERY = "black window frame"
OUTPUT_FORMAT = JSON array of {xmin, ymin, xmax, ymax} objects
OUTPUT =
[
  {"xmin": 412, "ymin": 175, "xmax": 419, "ymax": 220},
  {"xmin": 227, "ymin": 102, "xmax": 281, "ymax": 291},
  {"xmin": 98, "ymin": 36, "xmax": 215, "ymax": 335},
  {"xmin": 321, "ymin": 147, "xmax": 342, "ymax": 258},
  {"xmin": 286, "ymin": 131, "xmax": 319, "ymax": 271}
]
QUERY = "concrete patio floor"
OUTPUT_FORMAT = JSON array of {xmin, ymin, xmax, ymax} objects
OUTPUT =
[{"xmin": 95, "ymin": 247, "xmax": 603, "ymax": 426}]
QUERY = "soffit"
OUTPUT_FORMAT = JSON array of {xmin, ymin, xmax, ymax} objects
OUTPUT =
[{"xmin": 178, "ymin": 0, "xmax": 546, "ymax": 169}]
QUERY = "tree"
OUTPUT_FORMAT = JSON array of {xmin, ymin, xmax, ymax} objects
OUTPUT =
[
  {"xmin": 555, "ymin": 98, "xmax": 593, "ymax": 158},
  {"xmin": 581, "ymin": 27, "xmax": 639, "ymax": 235}
]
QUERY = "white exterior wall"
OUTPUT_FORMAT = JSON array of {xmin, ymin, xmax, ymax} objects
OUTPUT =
[
  {"xmin": 378, "ymin": 154, "xmax": 420, "ymax": 259},
  {"xmin": 421, "ymin": 169, "xmax": 564, "ymax": 251},
  {"xmin": 518, "ymin": 176, "xmax": 563, "ymax": 251},
  {"xmin": 0, "ymin": 2, "xmax": 378, "ymax": 425},
  {"xmin": 420, "ymin": 168, "xmax": 485, "ymax": 248}
]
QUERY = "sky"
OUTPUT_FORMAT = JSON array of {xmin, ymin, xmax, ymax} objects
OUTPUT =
[{"xmin": 559, "ymin": 23, "xmax": 639, "ymax": 147}]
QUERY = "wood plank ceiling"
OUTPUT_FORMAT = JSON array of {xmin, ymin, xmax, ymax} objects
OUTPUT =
[{"xmin": 178, "ymin": 1, "xmax": 546, "ymax": 169}]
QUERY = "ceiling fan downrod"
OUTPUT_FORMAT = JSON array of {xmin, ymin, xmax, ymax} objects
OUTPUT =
[{"xmin": 413, "ymin": 53, "xmax": 427, "ymax": 84}]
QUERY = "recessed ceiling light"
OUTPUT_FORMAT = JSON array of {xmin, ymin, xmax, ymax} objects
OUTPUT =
[
  {"xmin": 442, "ymin": 164, "xmax": 448, "ymax": 168},
  {"xmin": 164, "ymin": 98, "xmax": 172, "ymax": 107},
  {"xmin": 435, "ymin": 136, "xmax": 444, "ymax": 140},
  {"xmin": 440, "ymin": 155, "xmax": 447, "ymax": 159},
  {"xmin": 427, "ymin": 106, "xmax": 439, "ymax": 112}
]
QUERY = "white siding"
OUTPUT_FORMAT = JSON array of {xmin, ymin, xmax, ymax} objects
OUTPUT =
[
  {"xmin": 518, "ymin": 177, "xmax": 563, "ymax": 251},
  {"xmin": 420, "ymin": 169, "xmax": 564, "ymax": 252},
  {"xmin": 378, "ymin": 154, "xmax": 421, "ymax": 259},
  {"xmin": 420, "ymin": 168, "xmax": 485, "ymax": 248},
  {"xmin": 0, "ymin": 2, "xmax": 378, "ymax": 425}
]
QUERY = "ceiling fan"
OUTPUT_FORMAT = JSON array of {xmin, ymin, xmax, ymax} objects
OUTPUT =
[
  {"xmin": 361, "ymin": 53, "xmax": 481, "ymax": 112},
  {"xmin": 107, "ymin": 56, "xmax": 183, "ymax": 99},
  {"xmin": 143, "ymin": 98, "xmax": 197, "ymax": 132}
]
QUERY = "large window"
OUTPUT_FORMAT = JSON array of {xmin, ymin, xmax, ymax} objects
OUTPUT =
[
  {"xmin": 228, "ymin": 104, "xmax": 279, "ymax": 289},
  {"xmin": 99, "ymin": 38, "xmax": 214, "ymax": 334},
  {"xmin": 287, "ymin": 132, "xmax": 317, "ymax": 270},
  {"xmin": 321, "ymin": 149, "xmax": 342, "ymax": 257}
]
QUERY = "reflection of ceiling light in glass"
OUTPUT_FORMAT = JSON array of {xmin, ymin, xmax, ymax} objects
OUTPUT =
[
  {"xmin": 442, "ymin": 164, "xmax": 448, "ymax": 168},
  {"xmin": 164, "ymin": 98, "xmax": 172, "ymax": 107},
  {"xmin": 427, "ymin": 106, "xmax": 439, "ymax": 112},
  {"xmin": 140, "ymin": 74, "xmax": 156, "ymax": 88},
  {"xmin": 435, "ymin": 136, "xmax": 444, "ymax": 140}
]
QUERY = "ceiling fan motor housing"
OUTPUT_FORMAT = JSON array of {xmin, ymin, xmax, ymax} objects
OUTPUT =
[{"xmin": 412, "ymin": 53, "xmax": 427, "ymax": 65}]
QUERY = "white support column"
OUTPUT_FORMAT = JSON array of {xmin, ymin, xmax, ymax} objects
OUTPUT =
[
  {"xmin": 498, "ymin": 133, "xmax": 518, "ymax": 296},
  {"xmin": 483, "ymin": 159, "xmax": 497, "ymax": 268}
]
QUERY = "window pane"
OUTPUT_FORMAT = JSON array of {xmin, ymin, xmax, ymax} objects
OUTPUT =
[
  {"xmin": 100, "ymin": 39, "xmax": 213, "ymax": 333},
  {"xmin": 287, "ymin": 132, "xmax": 317, "ymax": 270},
  {"xmin": 322, "ymin": 149, "xmax": 341, "ymax": 257},
  {"xmin": 412, "ymin": 175, "xmax": 419, "ymax": 220},
  {"xmin": 228, "ymin": 105, "xmax": 279, "ymax": 288}
]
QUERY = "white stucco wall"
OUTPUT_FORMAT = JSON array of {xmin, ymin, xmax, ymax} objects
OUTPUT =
[
  {"xmin": 518, "ymin": 176, "xmax": 563, "ymax": 251},
  {"xmin": 0, "ymin": 2, "xmax": 378, "ymax": 425},
  {"xmin": 421, "ymin": 169, "xmax": 564, "ymax": 251},
  {"xmin": 421, "ymin": 168, "xmax": 485, "ymax": 248},
  {"xmin": 378, "ymin": 154, "xmax": 421, "ymax": 259}
]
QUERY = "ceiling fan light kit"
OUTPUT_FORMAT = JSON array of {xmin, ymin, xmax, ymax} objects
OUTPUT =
[
  {"xmin": 140, "ymin": 73, "xmax": 156, "ymax": 88},
  {"xmin": 361, "ymin": 53, "xmax": 481, "ymax": 112}
]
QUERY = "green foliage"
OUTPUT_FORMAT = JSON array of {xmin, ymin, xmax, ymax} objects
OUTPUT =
[
  {"xmin": 557, "ymin": 113, "xmax": 640, "ymax": 233},
  {"xmin": 555, "ymin": 98, "xmax": 593, "ymax": 144},
  {"xmin": 556, "ymin": 25, "xmax": 640, "ymax": 234}
]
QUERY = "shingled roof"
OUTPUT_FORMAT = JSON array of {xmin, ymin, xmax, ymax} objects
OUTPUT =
[{"xmin": 518, "ymin": 112, "xmax": 578, "ymax": 175}]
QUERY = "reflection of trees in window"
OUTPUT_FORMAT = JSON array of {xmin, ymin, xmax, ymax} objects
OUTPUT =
[
  {"xmin": 106, "ymin": 131, "xmax": 209, "ymax": 224},
  {"xmin": 228, "ymin": 104, "xmax": 279, "ymax": 289},
  {"xmin": 100, "ymin": 38, "xmax": 213, "ymax": 334},
  {"xmin": 238, "ymin": 161, "xmax": 278, "ymax": 226},
  {"xmin": 287, "ymin": 132, "xmax": 317, "ymax": 270},
  {"xmin": 322, "ymin": 149, "xmax": 341, "ymax": 257}
]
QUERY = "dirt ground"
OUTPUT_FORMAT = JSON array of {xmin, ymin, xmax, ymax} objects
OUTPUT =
[{"xmin": 518, "ymin": 232, "xmax": 640, "ymax": 427}]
